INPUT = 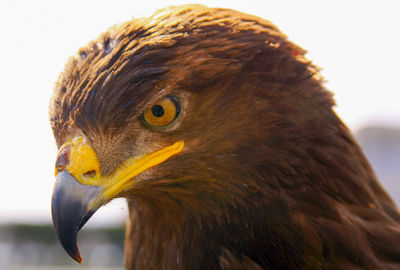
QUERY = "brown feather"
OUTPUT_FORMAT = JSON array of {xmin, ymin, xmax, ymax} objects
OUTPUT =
[{"xmin": 50, "ymin": 4, "xmax": 400, "ymax": 269}]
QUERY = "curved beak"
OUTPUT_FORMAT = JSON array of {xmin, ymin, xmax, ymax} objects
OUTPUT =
[
  {"xmin": 51, "ymin": 136, "xmax": 184, "ymax": 263},
  {"xmin": 51, "ymin": 171, "xmax": 103, "ymax": 263}
]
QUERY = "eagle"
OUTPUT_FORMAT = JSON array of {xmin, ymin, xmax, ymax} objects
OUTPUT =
[{"xmin": 50, "ymin": 4, "xmax": 400, "ymax": 270}]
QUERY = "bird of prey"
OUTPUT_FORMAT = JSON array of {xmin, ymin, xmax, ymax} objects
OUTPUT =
[{"xmin": 50, "ymin": 4, "xmax": 400, "ymax": 270}]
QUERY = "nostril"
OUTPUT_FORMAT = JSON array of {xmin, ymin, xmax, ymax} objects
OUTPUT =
[
  {"xmin": 55, "ymin": 147, "xmax": 70, "ymax": 172},
  {"xmin": 82, "ymin": 170, "xmax": 97, "ymax": 178}
]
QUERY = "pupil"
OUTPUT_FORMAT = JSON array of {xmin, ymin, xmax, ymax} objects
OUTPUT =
[{"xmin": 152, "ymin": 105, "xmax": 164, "ymax": 117}]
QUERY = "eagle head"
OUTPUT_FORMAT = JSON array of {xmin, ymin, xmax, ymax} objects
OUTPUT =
[{"xmin": 50, "ymin": 5, "xmax": 400, "ymax": 269}]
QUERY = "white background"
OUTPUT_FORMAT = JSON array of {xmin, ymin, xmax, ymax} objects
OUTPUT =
[{"xmin": 0, "ymin": 0, "xmax": 399, "ymax": 225}]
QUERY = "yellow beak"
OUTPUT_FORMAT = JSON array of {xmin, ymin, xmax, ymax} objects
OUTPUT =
[
  {"xmin": 51, "ymin": 136, "xmax": 184, "ymax": 262},
  {"xmin": 55, "ymin": 136, "xmax": 184, "ymax": 207}
]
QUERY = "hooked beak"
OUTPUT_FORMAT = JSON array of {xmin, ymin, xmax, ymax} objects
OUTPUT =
[
  {"xmin": 51, "ymin": 136, "xmax": 184, "ymax": 263},
  {"xmin": 51, "ymin": 171, "xmax": 103, "ymax": 263}
]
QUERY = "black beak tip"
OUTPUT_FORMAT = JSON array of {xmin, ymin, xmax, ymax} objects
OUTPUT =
[
  {"xmin": 63, "ymin": 240, "xmax": 83, "ymax": 264},
  {"xmin": 51, "ymin": 171, "xmax": 102, "ymax": 263},
  {"xmin": 51, "ymin": 194, "xmax": 82, "ymax": 263},
  {"xmin": 52, "ymin": 207, "xmax": 96, "ymax": 263}
]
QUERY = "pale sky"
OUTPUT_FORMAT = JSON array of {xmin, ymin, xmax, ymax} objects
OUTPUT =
[{"xmin": 0, "ymin": 0, "xmax": 399, "ymax": 226}]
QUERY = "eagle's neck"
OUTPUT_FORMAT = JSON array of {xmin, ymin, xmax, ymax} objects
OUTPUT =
[
  {"xmin": 123, "ymin": 195, "xmax": 314, "ymax": 270},
  {"xmin": 124, "ymin": 198, "xmax": 224, "ymax": 270}
]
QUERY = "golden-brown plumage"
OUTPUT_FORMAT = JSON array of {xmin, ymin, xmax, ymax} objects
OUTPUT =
[{"xmin": 50, "ymin": 5, "xmax": 400, "ymax": 269}]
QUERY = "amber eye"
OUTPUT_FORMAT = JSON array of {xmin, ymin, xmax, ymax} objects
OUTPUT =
[{"xmin": 143, "ymin": 96, "xmax": 181, "ymax": 127}]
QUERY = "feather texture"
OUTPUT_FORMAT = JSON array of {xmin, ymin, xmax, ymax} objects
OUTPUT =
[{"xmin": 50, "ymin": 4, "xmax": 400, "ymax": 269}]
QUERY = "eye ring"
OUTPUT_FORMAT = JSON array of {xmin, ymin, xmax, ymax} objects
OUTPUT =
[{"xmin": 142, "ymin": 96, "xmax": 181, "ymax": 129}]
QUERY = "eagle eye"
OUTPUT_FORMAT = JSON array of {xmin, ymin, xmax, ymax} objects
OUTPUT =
[{"xmin": 143, "ymin": 96, "xmax": 181, "ymax": 128}]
